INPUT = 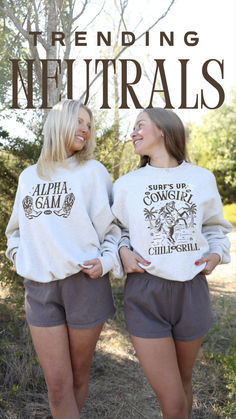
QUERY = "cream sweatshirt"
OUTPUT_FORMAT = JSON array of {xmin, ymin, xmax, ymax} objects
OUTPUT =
[
  {"xmin": 112, "ymin": 162, "xmax": 232, "ymax": 281},
  {"xmin": 6, "ymin": 156, "xmax": 122, "ymax": 282}
]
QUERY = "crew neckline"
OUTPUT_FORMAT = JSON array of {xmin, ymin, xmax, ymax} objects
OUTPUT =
[
  {"xmin": 145, "ymin": 160, "xmax": 188, "ymax": 172},
  {"xmin": 66, "ymin": 153, "xmax": 78, "ymax": 162},
  {"xmin": 53, "ymin": 153, "xmax": 80, "ymax": 169}
]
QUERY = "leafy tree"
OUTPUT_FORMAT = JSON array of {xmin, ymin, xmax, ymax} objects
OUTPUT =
[
  {"xmin": 94, "ymin": 107, "xmax": 139, "ymax": 181},
  {"xmin": 188, "ymin": 91, "xmax": 236, "ymax": 204},
  {"xmin": 0, "ymin": 13, "xmax": 27, "ymax": 107},
  {"xmin": 0, "ymin": 0, "xmax": 94, "ymax": 110},
  {"xmin": 0, "ymin": 127, "xmax": 41, "ymax": 252}
]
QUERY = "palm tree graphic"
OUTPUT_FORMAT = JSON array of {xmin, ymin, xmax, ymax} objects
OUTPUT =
[
  {"xmin": 144, "ymin": 207, "xmax": 157, "ymax": 228},
  {"xmin": 181, "ymin": 203, "xmax": 197, "ymax": 227}
]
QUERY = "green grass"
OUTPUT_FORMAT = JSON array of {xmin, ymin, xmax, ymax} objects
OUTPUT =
[
  {"xmin": 223, "ymin": 203, "xmax": 236, "ymax": 227},
  {"xmin": 201, "ymin": 292, "xmax": 236, "ymax": 418}
]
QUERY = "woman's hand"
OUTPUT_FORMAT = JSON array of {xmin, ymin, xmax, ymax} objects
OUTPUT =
[
  {"xmin": 195, "ymin": 253, "xmax": 221, "ymax": 275},
  {"xmin": 119, "ymin": 246, "xmax": 151, "ymax": 273},
  {"xmin": 81, "ymin": 258, "xmax": 103, "ymax": 279}
]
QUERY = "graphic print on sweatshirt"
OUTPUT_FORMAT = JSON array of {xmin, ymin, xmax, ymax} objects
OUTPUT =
[
  {"xmin": 22, "ymin": 181, "xmax": 75, "ymax": 218},
  {"xmin": 143, "ymin": 182, "xmax": 200, "ymax": 255}
]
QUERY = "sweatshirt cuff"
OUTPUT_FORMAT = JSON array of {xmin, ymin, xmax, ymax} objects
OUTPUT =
[
  {"xmin": 118, "ymin": 237, "xmax": 131, "ymax": 250},
  {"xmin": 208, "ymin": 246, "xmax": 223, "ymax": 263},
  {"xmin": 98, "ymin": 254, "xmax": 114, "ymax": 276},
  {"xmin": 6, "ymin": 248, "xmax": 18, "ymax": 263}
]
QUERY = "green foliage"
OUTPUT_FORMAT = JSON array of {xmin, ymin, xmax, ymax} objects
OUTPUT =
[
  {"xmin": 1, "ymin": 128, "xmax": 41, "ymax": 167},
  {"xmin": 188, "ymin": 91, "xmax": 236, "ymax": 204},
  {"xmin": 0, "ymin": 127, "xmax": 41, "ymax": 254},
  {"xmin": 220, "ymin": 348, "xmax": 236, "ymax": 411},
  {"xmin": 202, "ymin": 291, "xmax": 236, "ymax": 418},
  {"xmin": 223, "ymin": 203, "xmax": 236, "ymax": 227},
  {"xmin": 118, "ymin": 140, "xmax": 139, "ymax": 177},
  {"xmin": 95, "ymin": 123, "xmax": 118, "ymax": 179},
  {"xmin": 0, "ymin": 8, "xmax": 29, "ymax": 106},
  {"xmin": 95, "ymin": 129, "xmax": 138, "ymax": 182},
  {"xmin": 206, "ymin": 348, "xmax": 236, "ymax": 417},
  {"xmin": 0, "ymin": 295, "xmax": 46, "ymax": 416},
  {"xmin": 94, "ymin": 109, "xmax": 138, "ymax": 181}
]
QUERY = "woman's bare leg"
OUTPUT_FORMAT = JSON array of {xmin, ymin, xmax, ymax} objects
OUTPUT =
[
  {"xmin": 130, "ymin": 335, "xmax": 188, "ymax": 419},
  {"xmin": 29, "ymin": 324, "xmax": 79, "ymax": 419},
  {"xmin": 175, "ymin": 337, "xmax": 203, "ymax": 415},
  {"xmin": 68, "ymin": 323, "xmax": 104, "ymax": 411}
]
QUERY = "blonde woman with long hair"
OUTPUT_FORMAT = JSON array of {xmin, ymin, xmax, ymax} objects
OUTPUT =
[{"xmin": 6, "ymin": 100, "xmax": 120, "ymax": 418}]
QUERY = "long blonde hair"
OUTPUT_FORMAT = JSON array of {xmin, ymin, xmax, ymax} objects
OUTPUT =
[
  {"xmin": 139, "ymin": 108, "xmax": 189, "ymax": 167},
  {"xmin": 37, "ymin": 100, "xmax": 96, "ymax": 179}
]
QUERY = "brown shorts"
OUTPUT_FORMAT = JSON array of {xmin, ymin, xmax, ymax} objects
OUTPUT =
[
  {"xmin": 24, "ymin": 272, "xmax": 115, "ymax": 329},
  {"xmin": 124, "ymin": 272, "xmax": 213, "ymax": 341}
]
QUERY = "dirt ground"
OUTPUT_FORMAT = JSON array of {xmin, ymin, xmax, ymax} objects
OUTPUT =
[{"xmin": 207, "ymin": 231, "xmax": 236, "ymax": 295}]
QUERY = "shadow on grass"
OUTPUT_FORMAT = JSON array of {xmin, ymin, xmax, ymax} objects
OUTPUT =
[{"xmin": 209, "ymin": 282, "xmax": 236, "ymax": 297}]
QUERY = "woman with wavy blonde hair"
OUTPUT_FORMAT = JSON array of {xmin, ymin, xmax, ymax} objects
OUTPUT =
[
  {"xmin": 6, "ymin": 99, "xmax": 121, "ymax": 418},
  {"xmin": 37, "ymin": 101, "xmax": 96, "ymax": 178}
]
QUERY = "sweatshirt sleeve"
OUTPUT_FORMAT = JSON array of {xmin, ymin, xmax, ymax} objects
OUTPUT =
[
  {"xmin": 111, "ymin": 179, "xmax": 132, "ymax": 251},
  {"xmin": 202, "ymin": 173, "xmax": 233, "ymax": 263},
  {"xmin": 5, "ymin": 179, "xmax": 21, "ymax": 262},
  {"xmin": 116, "ymin": 220, "xmax": 131, "ymax": 250},
  {"xmin": 90, "ymin": 165, "xmax": 123, "ymax": 277}
]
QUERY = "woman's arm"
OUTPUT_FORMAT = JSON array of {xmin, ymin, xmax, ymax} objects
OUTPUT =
[
  {"xmin": 112, "ymin": 179, "xmax": 150, "ymax": 274},
  {"xmin": 82, "ymin": 164, "xmax": 123, "ymax": 279},
  {"xmin": 197, "ymin": 173, "xmax": 233, "ymax": 274},
  {"xmin": 5, "ymin": 181, "xmax": 21, "ymax": 264}
]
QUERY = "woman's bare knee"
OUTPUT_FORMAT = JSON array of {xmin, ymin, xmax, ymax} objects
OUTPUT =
[
  {"xmin": 181, "ymin": 374, "xmax": 192, "ymax": 392},
  {"xmin": 161, "ymin": 397, "xmax": 188, "ymax": 419},
  {"xmin": 47, "ymin": 376, "xmax": 74, "ymax": 406},
  {"xmin": 72, "ymin": 368, "xmax": 90, "ymax": 391}
]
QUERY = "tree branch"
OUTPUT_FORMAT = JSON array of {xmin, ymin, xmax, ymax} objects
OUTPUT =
[
  {"xmin": 80, "ymin": 0, "xmax": 176, "ymax": 101},
  {"xmin": 32, "ymin": 0, "xmax": 40, "ymax": 33},
  {"xmin": 74, "ymin": 1, "xmax": 105, "ymax": 33},
  {"xmin": 118, "ymin": 0, "xmax": 128, "ymax": 32},
  {"xmin": 0, "ymin": 0, "xmax": 30, "ymax": 41},
  {"xmin": 0, "ymin": 0, "xmax": 47, "ymax": 50},
  {"xmin": 71, "ymin": 0, "xmax": 89, "ymax": 24}
]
